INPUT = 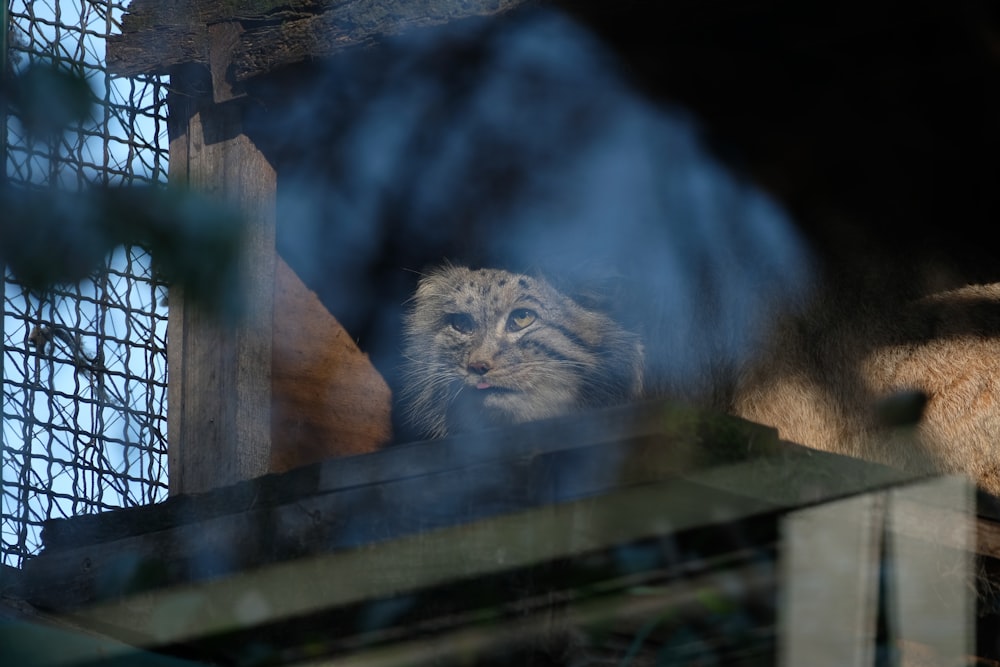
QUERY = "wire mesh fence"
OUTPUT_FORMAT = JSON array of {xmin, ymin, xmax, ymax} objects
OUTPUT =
[{"xmin": 2, "ymin": 0, "xmax": 169, "ymax": 568}]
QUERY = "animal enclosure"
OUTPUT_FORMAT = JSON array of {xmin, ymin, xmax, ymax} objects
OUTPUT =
[
  {"xmin": 3, "ymin": 1, "xmax": 1000, "ymax": 666},
  {"xmin": 1, "ymin": 0, "xmax": 169, "ymax": 569}
]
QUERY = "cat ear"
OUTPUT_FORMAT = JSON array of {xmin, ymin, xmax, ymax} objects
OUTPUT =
[{"xmin": 413, "ymin": 262, "xmax": 461, "ymax": 293}]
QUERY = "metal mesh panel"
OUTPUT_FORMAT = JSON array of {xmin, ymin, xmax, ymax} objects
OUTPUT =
[{"xmin": 2, "ymin": 0, "xmax": 169, "ymax": 568}]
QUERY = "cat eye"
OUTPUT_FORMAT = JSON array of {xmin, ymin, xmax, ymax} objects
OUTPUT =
[
  {"xmin": 445, "ymin": 313, "xmax": 476, "ymax": 334},
  {"xmin": 507, "ymin": 308, "xmax": 537, "ymax": 331}
]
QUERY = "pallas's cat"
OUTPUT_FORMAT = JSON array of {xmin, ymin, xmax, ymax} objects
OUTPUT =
[
  {"xmin": 400, "ymin": 265, "xmax": 642, "ymax": 438},
  {"xmin": 401, "ymin": 264, "xmax": 1000, "ymax": 496},
  {"xmin": 734, "ymin": 282, "xmax": 1000, "ymax": 495}
]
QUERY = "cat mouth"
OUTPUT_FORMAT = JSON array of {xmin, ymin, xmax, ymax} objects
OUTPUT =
[{"xmin": 467, "ymin": 379, "xmax": 516, "ymax": 393}]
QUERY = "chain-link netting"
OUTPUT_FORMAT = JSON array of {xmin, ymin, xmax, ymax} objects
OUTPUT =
[{"xmin": 2, "ymin": 0, "xmax": 169, "ymax": 568}]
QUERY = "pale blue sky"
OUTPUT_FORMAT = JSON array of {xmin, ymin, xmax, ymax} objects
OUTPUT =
[{"xmin": 2, "ymin": 0, "xmax": 170, "ymax": 567}]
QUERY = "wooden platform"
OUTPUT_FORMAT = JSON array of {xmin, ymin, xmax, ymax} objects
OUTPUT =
[{"xmin": 6, "ymin": 400, "xmax": 993, "ymax": 666}]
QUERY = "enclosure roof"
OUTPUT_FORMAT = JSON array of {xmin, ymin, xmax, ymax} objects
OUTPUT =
[{"xmin": 106, "ymin": 0, "xmax": 530, "ymax": 79}]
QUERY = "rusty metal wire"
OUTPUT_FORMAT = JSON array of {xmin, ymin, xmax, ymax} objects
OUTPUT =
[{"xmin": 2, "ymin": 0, "xmax": 169, "ymax": 568}]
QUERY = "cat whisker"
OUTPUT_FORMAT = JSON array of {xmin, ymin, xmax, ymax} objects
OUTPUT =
[{"xmin": 401, "ymin": 264, "xmax": 642, "ymax": 438}]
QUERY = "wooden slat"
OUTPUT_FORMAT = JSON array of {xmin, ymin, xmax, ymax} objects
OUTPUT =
[
  {"xmin": 106, "ymin": 0, "xmax": 531, "ymax": 80},
  {"xmin": 41, "ymin": 466, "xmax": 948, "ymax": 663},
  {"xmin": 57, "ymin": 478, "xmax": 779, "ymax": 652},
  {"xmin": 230, "ymin": 0, "xmax": 529, "ymax": 82},
  {"xmin": 31, "ymin": 399, "xmax": 927, "ymax": 558},
  {"xmin": 24, "ymin": 403, "xmax": 781, "ymax": 606},
  {"xmin": 166, "ymin": 65, "xmax": 276, "ymax": 495},
  {"xmin": 887, "ymin": 476, "xmax": 975, "ymax": 666},
  {"xmin": 19, "ymin": 402, "xmax": 924, "ymax": 613},
  {"xmin": 13, "ymin": 400, "xmax": 945, "ymax": 664},
  {"xmin": 780, "ymin": 476, "xmax": 976, "ymax": 667},
  {"xmin": 36, "ymin": 401, "xmax": 777, "ymax": 549},
  {"xmin": 780, "ymin": 492, "xmax": 885, "ymax": 667}
]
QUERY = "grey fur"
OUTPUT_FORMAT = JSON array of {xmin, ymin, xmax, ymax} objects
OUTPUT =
[{"xmin": 401, "ymin": 264, "xmax": 643, "ymax": 438}]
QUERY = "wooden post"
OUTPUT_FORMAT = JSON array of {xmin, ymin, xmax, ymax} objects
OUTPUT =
[
  {"xmin": 886, "ymin": 476, "xmax": 974, "ymax": 665},
  {"xmin": 779, "ymin": 476, "xmax": 975, "ymax": 666},
  {"xmin": 779, "ymin": 491, "xmax": 885, "ymax": 666},
  {"xmin": 166, "ymin": 59, "xmax": 276, "ymax": 495},
  {"xmin": 162, "ymin": 29, "xmax": 392, "ymax": 493}
]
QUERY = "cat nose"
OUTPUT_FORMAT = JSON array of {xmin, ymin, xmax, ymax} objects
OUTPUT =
[{"xmin": 467, "ymin": 360, "xmax": 492, "ymax": 375}]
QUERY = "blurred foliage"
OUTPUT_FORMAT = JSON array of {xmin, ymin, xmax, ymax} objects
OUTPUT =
[
  {"xmin": 3, "ymin": 60, "xmax": 96, "ymax": 136},
  {"xmin": 0, "ymin": 184, "xmax": 245, "ymax": 316},
  {"xmin": 1, "ymin": 51, "xmax": 244, "ymax": 316}
]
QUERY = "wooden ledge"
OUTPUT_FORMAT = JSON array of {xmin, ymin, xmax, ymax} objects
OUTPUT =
[
  {"xmin": 11, "ymin": 400, "xmax": 983, "ymax": 666},
  {"xmin": 17, "ymin": 400, "xmax": 921, "ymax": 608},
  {"xmin": 106, "ymin": 0, "xmax": 531, "ymax": 85}
]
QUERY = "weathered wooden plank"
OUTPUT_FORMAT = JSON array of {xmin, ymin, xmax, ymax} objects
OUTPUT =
[
  {"xmin": 107, "ymin": 0, "xmax": 531, "ymax": 79},
  {"xmin": 106, "ymin": 24, "xmax": 207, "ymax": 79},
  {"xmin": 25, "ymin": 403, "xmax": 777, "ymax": 601},
  {"xmin": 39, "ymin": 398, "xmax": 930, "ymax": 553},
  {"xmin": 37, "ymin": 401, "xmax": 772, "ymax": 550},
  {"xmin": 780, "ymin": 492, "xmax": 886, "ymax": 667},
  {"xmin": 55, "ymin": 477, "xmax": 780, "ymax": 652},
  {"xmin": 38, "ymin": 401, "xmax": 779, "ymax": 549},
  {"xmin": 231, "ymin": 0, "xmax": 530, "ymax": 82},
  {"xmin": 41, "ymin": 471, "xmax": 968, "ymax": 664},
  {"xmin": 20, "ymin": 402, "xmax": 926, "ymax": 616},
  {"xmin": 166, "ymin": 65, "xmax": 276, "ymax": 495},
  {"xmin": 13, "ymin": 464, "xmax": 983, "ymax": 666},
  {"xmin": 887, "ymin": 476, "xmax": 975, "ymax": 666},
  {"xmin": 15, "ymin": 396, "xmax": 953, "ymax": 665},
  {"xmin": 106, "ymin": 0, "xmax": 326, "ymax": 76},
  {"xmin": 780, "ymin": 476, "xmax": 976, "ymax": 667}
]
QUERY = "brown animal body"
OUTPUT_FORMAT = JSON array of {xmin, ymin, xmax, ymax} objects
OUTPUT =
[{"xmin": 733, "ymin": 283, "xmax": 1000, "ymax": 495}]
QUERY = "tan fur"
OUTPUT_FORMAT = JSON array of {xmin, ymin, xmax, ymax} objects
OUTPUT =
[
  {"xmin": 733, "ymin": 283, "xmax": 1000, "ymax": 495},
  {"xmin": 401, "ymin": 265, "xmax": 643, "ymax": 439}
]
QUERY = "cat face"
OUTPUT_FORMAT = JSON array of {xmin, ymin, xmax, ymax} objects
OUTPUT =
[{"xmin": 401, "ymin": 265, "xmax": 642, "ymax": 438}]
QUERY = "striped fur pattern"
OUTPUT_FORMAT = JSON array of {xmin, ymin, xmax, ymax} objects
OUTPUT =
[{"xmin": 401, "ymin": 265, "xmax": 643, "ymax": 438}]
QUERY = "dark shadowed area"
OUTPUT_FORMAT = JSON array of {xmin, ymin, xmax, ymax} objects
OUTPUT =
[{"xmin": 246, "ymin": 9, "xmax": 813, "ymax": 442}]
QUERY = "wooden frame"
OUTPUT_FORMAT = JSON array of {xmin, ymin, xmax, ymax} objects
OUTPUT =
[
  {"xmin": 133, "ymin": 5, "xmax": 421, "ymax": 492},
  {"xmin": 165, "ymin": 64, "xmax": 278, "ymax": 492},
  {"xmin": 12, "ymin": 400, "xmax": 986, "ymax": 665}
]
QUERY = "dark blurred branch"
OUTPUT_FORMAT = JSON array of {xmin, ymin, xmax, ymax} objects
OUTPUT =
[
  {"xmin": 1, "ymin": 54, "xmax": 96, "ymax": 138},
  {"xmin": 2, "ymin": 2, "xmax": 11, "ymax": 190},
  {"xmin": 1, "ymin": 50, "xmax": 241, "ymax": 314},
  {"xmin": 0, "ymin": 185, "xmax": 244, "ymax": 315}
]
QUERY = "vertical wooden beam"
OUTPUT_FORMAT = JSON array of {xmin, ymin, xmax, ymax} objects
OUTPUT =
[
  {"xmin": 886, "ymin": 476, "xmax": 974, "ymax": 665},
  {"xmin": 780, "ymin": 476, "xmax": 975, "ymax": 666},
  {"xmin": 779, "ymin": 491, "xmax": 885, "ymax": 667},
  {"xmin": 166, "ymin": 63, "xmax": 276, "ymax": 495}
]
